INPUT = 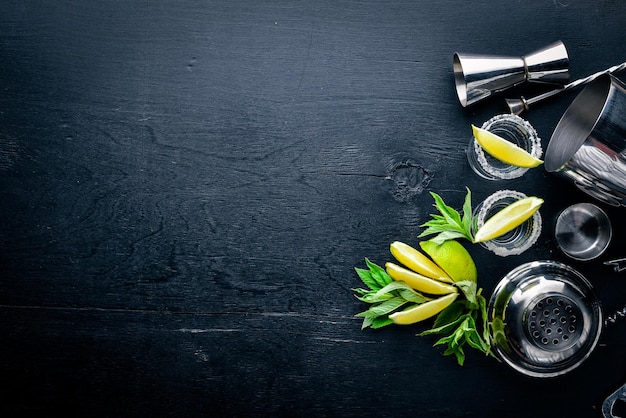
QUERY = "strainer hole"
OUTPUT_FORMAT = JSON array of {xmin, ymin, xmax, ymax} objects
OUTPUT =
[
  {"xmin": 570, "ymin": 315, "xmax": 577, "ymax": 323},
  {"xmin": 563, "ymin": 335, "xmax": 569, "ymax": 341},
  {"xmin": 541, "ymin": 337, "xmax": 549, "ymax": 344},
  {"xmin": 569, "ymin": 325, "xmax": 576, "ymax": 333},
  {"xmin": 566, "ymin": 305, "xmax": 573, "ymax": 313},
  {"xmin": 557, "ymin": 299, "xmax": 564, "ymax": 306},
  {"xmin": 553, "ymin": 339, "xmax": 559, "ymax": 345},
  {"xmin": 530, "ymin": 321, "xmax": 536, "ymax": 328},
  {"xmin": 546, "ymin": 297, "xmax": 553, "ymax": 305},
  {"xmin": 550, "ymin": 318, "xmax": 557, "ymax": 324},
  {"xmin": 553, "ymin": 308, "xmax": 560, "ymax": 315},
  {"xmin": 537, "ymin": 302, "xmax": 544, "ymax": 309},
  {"xmin": 543, "ymin": 310, "xmax": 550, "ymax": 317},
  {"xmin": 533, "ymin": 330, "xmax": 540, "ymax": 338},
  {"xmin": 560, "ymin": 316, "xmax": 567, "ymax": 324},
  {"xmin": 546, "ymin": 328, "xmax": 552, "ymax": 335},
  {"xmin": 557, "ymin": 327, "xmax": 563, "ymax": 334},
  {"xmin": 539, "ymin": 320, "xmax": 546, "ymax": 326},
  {"xmin": 531, "ymin": 311, "xmax": 538, "ymax": 317}
]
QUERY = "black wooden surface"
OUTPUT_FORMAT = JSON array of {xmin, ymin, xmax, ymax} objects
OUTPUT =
[{"xmin": 2, "ymin": 1, "xmax": 626, "ymax": 417}]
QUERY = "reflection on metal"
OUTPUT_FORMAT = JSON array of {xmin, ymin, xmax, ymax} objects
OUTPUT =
[{"xmin": 454, "ymin": 41, "xmax": 569, "ymax": 107}]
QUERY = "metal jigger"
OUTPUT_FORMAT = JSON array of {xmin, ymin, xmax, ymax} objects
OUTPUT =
[{"xmin": 453, "ymin": 41, "xmax": 569, "ymax": 107}]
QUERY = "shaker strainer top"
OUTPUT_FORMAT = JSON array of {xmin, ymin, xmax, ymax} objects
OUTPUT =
[
  {"xmin": 488, "ymin": 260, "xmax": 603, "ymax": 378},
  {"xmin": 525, "ymin": 293, "xmax": 583, "ymax": 352}
]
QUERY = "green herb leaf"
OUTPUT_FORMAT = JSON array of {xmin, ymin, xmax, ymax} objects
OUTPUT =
[
  {"xmin": 365, "ymin": 296, "xmax": 409, "ymax": 317},
  {"xmin": 455, "ymin": 280, "xmax": 478, "ymax": 307},
  {"xmin": 354, "ymin": 266, "xmax": 380, "ymax": 291},
  {"xmin": 418, "ymin": 188, "xmax": 476, "ymax": 243},
  {"xmin": 431, "ymin": 300, "xmax": 465, "ymax": 330},
  {"xmin": 461, "ymin": 187, "xmax": 473, "ymax": 232},
  {"xmin": 418, "ymin": 285, "xmax": 494, "ymax": 365},
  {"xmin": 370, "ymin": 316, "xmax": 394, "ymax": 329},
  {"xmin": 353, "ymin": 289, "xmax": 394, "ymax": 304},
  {"xmin": 418, "ymin": 312, "xmax": 468, "ymax": 337},
  {"xmin": 373, "ymin": 281, "xmax": 429, "ymax": 302},
  {"xmin": 353, "ymin": 259, "xmax": 428, "ymax": 329},
  {"xmin": 365, "ymin": 258, "xmax": 392, "ymax": 288},
  {"xmin": 353, "ymin": 251, "xmax": 495, "ymax": 365}
]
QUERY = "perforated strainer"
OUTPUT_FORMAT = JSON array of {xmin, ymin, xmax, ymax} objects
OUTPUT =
[{"xmin": 488, "ymin": 260, "xmax": 603, "ymax": 378}]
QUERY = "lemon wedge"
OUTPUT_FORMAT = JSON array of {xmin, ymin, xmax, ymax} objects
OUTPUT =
[
  {"xmin": 472, "ymin": 124, "xmax": 543, "ymax": 168},
  {"xmin": 389, "ymin": 241, "xmax": 452, "ymax": 283},
  {"xmin": 474, "ymin": 196, "xmax": 544, "ymax": 243},
  {"xmin": 385, "ymin": 262, "xmax": 458, "ymax": 295},
  {"xmin": 389, "ymin": 292, "xmax": 458, "ymax": 325}
]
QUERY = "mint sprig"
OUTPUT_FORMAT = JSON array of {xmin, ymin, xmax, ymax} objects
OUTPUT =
[
  {"xmin": 418, "ymin": 286, "xmax": 496, "ymax": 366},
  {"xmin": 418, "ymin": 187, "xmax": 475, "ymax": 244},
  {"xmin": 354, "ymin": 257, "xmax": 496, "ymax": 366},
  {"xmin": 353, "ymin": 258, "xmax": 430, "ymax": 329}
]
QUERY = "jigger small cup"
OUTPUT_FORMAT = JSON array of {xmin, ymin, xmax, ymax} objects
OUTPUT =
[
  {"xmin": 555, "ymin": 203, "xmax": 612, "ymax": 261},
  {"xmin": 454, "ymin": 40, "xmax": 569, "ymax": 107}
]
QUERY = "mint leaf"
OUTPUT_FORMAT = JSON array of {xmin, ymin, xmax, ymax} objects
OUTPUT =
[
  {"xmin": 373, "ymin": 281, "xmax": 428, "ymax": 301},
  {"xmin": 462, "ymin": 187, "xmax": 473, "ymax": 232},
  {"xmin": 418, "ymin": 286, "xmax": 494, "ymax": 365},
  {"xmin": 365, "ymin": 258, "xmax": 392, "ymax": 288},
  {"xmin": 353, "ymin": 289, "xmax": 394, "ymax": 304},
  {"xmin": 418, "ymin": 313, "xmax": 468, "ymax": 337},
  {"xmin": 418, "ymin": 189, "xmax": 476, "ymax": 243},
  {"xmin": 491, "ymin": 320, "xmax": 509, "ymax": 353},
  {"xmin": 353, "ymin": 251, "xmax": 496, "ymax": 365},
  {"xmin": 398, "ymin": 288, "xmax": 430, "ymax": 304},
  {"xmin": 355, "ymin": 266, "xmax": 380, "ymax": 291},
  {"xmin": 371, "ymin": 317, "xmax": 394, "ymax": 329},
  {"xmin": 433, "ymin": 300, "xmax": 465, "ymax": 328},
  {"xmin": 366, "ymin": 296, "xmax": 409, "ymax": 317},
  {"xmin": 455, "ymin": 280, "xmax": 478, "ymax": 307},
  {"xmin": 353, "ymin": 259, "xmax": 427, "ymax": 329},
  {"xmin": 477, "ymin": 291, "xmax": 493, "ymax": 351}
]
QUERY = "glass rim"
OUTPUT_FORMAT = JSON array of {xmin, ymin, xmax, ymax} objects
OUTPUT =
[
  {"xmin": 468, "ymin": 114, "xmax": 543, "ymax": 181},
  {"xmin": 474, "ymin": 189, "xmax": 542, "ymax": 257}
]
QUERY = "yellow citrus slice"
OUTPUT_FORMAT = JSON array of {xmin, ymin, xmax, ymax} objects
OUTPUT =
[
  {"xmin": 389, "ymin": 241, "xmax": 452, "ymax": 283},
  {"xmin": 472, "ymin": 124, "xmax": 543, "ymax": 168},
  {"xmin": 419, "ymin": 240, "xmax": 477, "ymax": 283},
  {"xmin": 474, "ymin": 196, "xmax": 544, "ymax": 243},
  {"xmin": 385, "ymin": 262, "xmax": 458, "ymax": 295},
  {"xmin": 389, "ymin": 292, "xmax": 458, "ymax": 325}
]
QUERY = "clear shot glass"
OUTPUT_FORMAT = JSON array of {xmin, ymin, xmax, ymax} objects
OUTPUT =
[
  {"xmin": 473, "ymin": 189, "xmax": 542, "ymax": 257},
  {"xmin": 467, "ymin": 114, "xmax": 542, "ymax": 180}
]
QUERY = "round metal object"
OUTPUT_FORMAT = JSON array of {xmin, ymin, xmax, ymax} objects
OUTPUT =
[
  {"xmin": 488, "ymin": 260, "xmax": 603, "ymax": 378},
  {"xmin": 555, "ymin": 203, "xmax": 612, "ymax": 261}
]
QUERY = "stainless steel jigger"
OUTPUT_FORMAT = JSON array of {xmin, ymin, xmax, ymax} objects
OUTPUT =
[{"xmin": 453, "ymin": 41, "xmax": 569, "ymax": 107}]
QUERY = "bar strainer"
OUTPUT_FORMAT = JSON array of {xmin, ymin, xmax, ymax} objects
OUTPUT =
[{"xmin": 488, "ymin": 260, "xmax": 603, "ymax": 378}]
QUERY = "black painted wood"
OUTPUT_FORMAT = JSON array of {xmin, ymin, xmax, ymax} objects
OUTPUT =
[{"xmin": 2, "ymin": 1, "xmax": 626, "ymax": 417}]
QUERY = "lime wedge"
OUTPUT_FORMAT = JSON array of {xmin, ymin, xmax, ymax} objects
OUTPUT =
[
  {"xmin": 389, "ymin": 292, "xmax": 458, "ymax": 325},
  {"xmin": 419, "ymin": 240, "xmax": 477, "ymax": 283},
  {"xmin": 474, "ymin": 196, "xmax": 544, "ymax": 243},
  {"xmin": 385, "ymin": 262, "xmax": 458, "ymax": 295},
  {"xmin": 472, "ymin": 124, "xmax": 543, "ymax": 168},
  {"xmin": 389, "ymin": 241, "xmax": 452, "ymax": 283}
]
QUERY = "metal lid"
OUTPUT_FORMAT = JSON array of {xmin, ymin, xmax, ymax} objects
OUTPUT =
[{"xmin": 488, "ymin": 260, "xmax": 603, "ymax": 378}]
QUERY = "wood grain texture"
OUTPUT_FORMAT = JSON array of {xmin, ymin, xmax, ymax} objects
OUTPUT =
[{"xmin": 2, "ymin": 0, "xmax": 626, "ymax": 417}]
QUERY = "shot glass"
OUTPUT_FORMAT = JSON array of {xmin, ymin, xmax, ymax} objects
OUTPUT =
[
  {"xmin": 473, "ymin": 189, "xmax": 542, "ymax": 257},
  {"xmin": 467, "ymin": 114, "xmax": 542, "ymax": 180}
]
